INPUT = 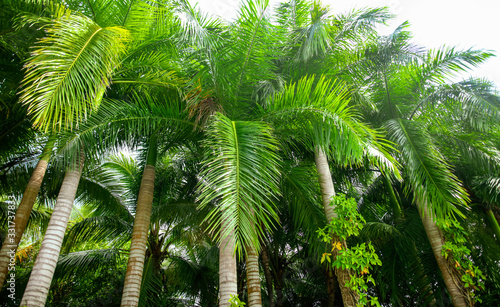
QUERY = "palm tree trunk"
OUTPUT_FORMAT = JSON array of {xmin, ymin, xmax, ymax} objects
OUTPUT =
[
  {"xmin": 325, "ymin": 267, "xmax": 337, "ymax": 307},
  {"xmin": 121, "ymin": 135, "xmax": 157, "ymax": 307},
  {"xmin": 0, "ymin": 137, "xmax": 55, "ymax": 289},
  {"xmin": 486, "ymin": 209, "xmax": 500, "ymax": 242},
  {"xmin": 418, "ymin": 204, "xmax": 468, "ymax": 307},
  {"xmin": 219, "ymin": 216, "xmax": 237, "ymax": 307},
  {"xmin": 260, "ymin": 246, "xmax": 274, "ymax": 307},
  {"xmin": 314, "ymin": 147, "xmax": 358, "ymax": 307},
  {"xmin": 20, "ymin": 150, "xmax": 83, "ymax": 307},
  {"xmin": 246, "ymin": 244, "xmax": 262, "ymax": 306}
]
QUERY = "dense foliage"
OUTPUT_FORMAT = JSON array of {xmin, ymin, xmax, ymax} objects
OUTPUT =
[{"xmin": 1, "ymin": 0, "xmax": 499, "ymax": 306}]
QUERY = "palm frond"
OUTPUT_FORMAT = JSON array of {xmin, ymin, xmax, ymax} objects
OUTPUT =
[
  {"xmin": 20, "ymin": 13, "xmax": 130, "ymax": 131},
  {"xmin": 264, "ymin": 75, "xmax": 379, "ymax": 166},
  {"xmin": 386, "ymin": 118, "xmax": 469, "ymax": 218},
  {"xmin": 197, "ymin": 113, "xmax": 281, "ymax": 257}
]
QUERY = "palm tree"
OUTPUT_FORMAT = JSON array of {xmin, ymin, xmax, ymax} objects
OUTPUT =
[
  {"xmin": 183, "ymin": 1, "xmax": 286, "ymax": 305},
  {"xmin": 351, "ymin": 23, "xmax": 497, "ymax": 306},
  {"xmin": 197, "ymin": 113, "xmax": 281, "ymax": 307},
  {"xmin": 121, "ymin": 134, "xmax": 157, "ymax": 306},
  {"xmin": 262, "ymin": 74, "xmax": 398, "ymax": 306},
  {"xmin": 15, "ymin": 4, "xmax": 129, "ymax": 303}
]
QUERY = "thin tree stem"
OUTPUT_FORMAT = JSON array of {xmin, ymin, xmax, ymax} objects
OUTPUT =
[
  {"xmin": 0, "ymin": 135, "xmax": 56, "ymax": 289},
  {"xmin": 260, "ymin": 246, "xmax": 274, "ymax": 307},
  {"xmin": 382, "ymin": 175, "xmax": 403, "ymax": 221},
  {"xmin": 486, "ymin": 209, "xmax": 500, "ymax": 242}
]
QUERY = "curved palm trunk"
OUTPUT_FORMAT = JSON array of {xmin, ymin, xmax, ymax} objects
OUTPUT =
[
  {"xmin": 418, "ymin": 204, "xmax": 468, "ymax": 307},
  {"xmin": 20, "ymin": 151, "xmax": 83, "ymax": 307},
  {"xmin": 219, "ymin": 216, "xmax": 237, "ymax": 307},
  {"xmin": 486, "ymin": 209, "xmax": 500, "ymax": 242},
  {"xmin": 314, "ymin": 147, "xmax": 358, "ymax": 307},
  {"xmin": 246, "ymin": 244, "xmax": 262, "ymax": 306},
  {"xmin": 0, "ymin": 137, "xmax": 55, "ymax": 288},
  {"xmin": 121, "ymin": 136, "xmax": 157, "ymax": 307}
]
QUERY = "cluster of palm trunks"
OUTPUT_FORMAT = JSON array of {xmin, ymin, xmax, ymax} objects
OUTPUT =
[{"xmin": 0, "ymin": 0, "xmax": 499, "ymax": 306}]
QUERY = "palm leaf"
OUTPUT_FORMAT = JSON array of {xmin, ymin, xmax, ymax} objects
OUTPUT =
[
  {"xmin": 19, "ymin": 13, "xmax": 130, "ymax": 131},
  {"xmin": 197, "ymin": 113, "xmax": 281, "ymax": 257},
  {"xmin": 386, "ymin": 118, "xmax": 469, "ymax": 218}
]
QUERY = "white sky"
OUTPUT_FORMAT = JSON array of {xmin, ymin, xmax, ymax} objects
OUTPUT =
[{"xmin": 189, "ymin": 0, "xmax": 500, "ymax": 89}]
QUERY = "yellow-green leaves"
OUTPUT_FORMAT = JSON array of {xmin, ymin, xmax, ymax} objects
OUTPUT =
[{"xmin": 20, "ymin": 13, "xmax": 130, "ymax": 132}]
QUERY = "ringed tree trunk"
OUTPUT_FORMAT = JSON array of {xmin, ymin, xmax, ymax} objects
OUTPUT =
[
  {"xmin": 314, "ymin": 147, "xmax": 358, "ymax": 307},
  {"xmin": 418, "ymin": 204, "xmax": 468, "ymax": 307},
  {"xmin": 20, "ymin": 150, "xmax": 84, "ymax": 307},
  {"xmin": 0, "ymin": 136, "xmax": 56, "ymax": 289},
  {"xmin": 246, "ymin": 244, "xmax": 262, "ymax": 307},
  {"xmin": 219, "ymin": 216, "xmax": 238, "ymax": 307},
  {"xmin": 121, "ymin": 135, "xmax": 157, "ymax": 307}
]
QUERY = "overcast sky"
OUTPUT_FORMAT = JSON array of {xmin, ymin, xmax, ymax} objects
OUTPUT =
[{"xmin": 190, "ymin": 0, "xmax": 500, "ymax": 89}]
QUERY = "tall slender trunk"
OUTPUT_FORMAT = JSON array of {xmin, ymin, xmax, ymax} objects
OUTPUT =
[
  {"xmin": 418, "ymin": 204, "xmax": 468, "ymax": 307},
  {"xmin": 0, "ymin": 137, "xmax": 55, "ymax": 288},
  {"xmin": 219, "ymin": 216, "xmax": 237, "ymax": 307},
  {"xmin": 121, "ymin": 135, "xmax": 157, "ymax": 307},
  {"xmin": 486, "ymin": 209, "xmax": 500, "ymax": 242},
  {"xmin": 314, "ymin": 147, "xmax": 358, "ymax": 307},
  {"xmin": 20, "ymin": 150, "xmax": 83, "ymax": 307},
  {"xmin": 246, "ymin": 244, "xmax": 262, "ymax": 307},
  {"xmin": 260, "ymin": 246, "xmax": 274, "ymax": 307}
]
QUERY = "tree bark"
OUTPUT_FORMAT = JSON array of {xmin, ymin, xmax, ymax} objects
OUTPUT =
[
  {"xmin": 260, "ymin": 246, "xmax": 274, "ymax": 307},
  {"xmin": 418, "ymin": 204, "xmax": 468, "ymax": 307},
  {"xmin": 325, "ymin": 267, "xmax": 336, "ymax": 307},
  {"xmin": 246, "ymin": 244, "xmax": 262, "ymax": 307},
  {"xmin": 20, "ymin": 150, "xmax": 83, "ymax": 307},
  {"xmin": 121, "ymin": 135, "xmax": 157, "ymax": 307},
  {"xmin": 0, "ymin": 137, "xmax": 55, "ymax": 289},
  {"xmin": 314, "ymin": 147, "xmax": 358, "ymax": 307},
  {"xmin": 219, "ymin": 216, "xmax": 237, "ymax": 307},
  {"xmin": 274, "ymin": 270, "xmax": 284, "ymax": 307}
]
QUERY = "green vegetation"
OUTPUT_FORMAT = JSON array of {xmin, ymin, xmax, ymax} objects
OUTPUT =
[{"xmin": 1, "ymin": 0, "xmax": 499, "ymax": 306}]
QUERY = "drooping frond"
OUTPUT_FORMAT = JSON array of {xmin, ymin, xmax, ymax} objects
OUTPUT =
[
  {"xmin": 386, "ymin": 118, "xmax": 469, "ymax": 218},
  {"xmin": 197, "ymin": 113, "xmax": 281, "ymax": 257},
  {"xmin": 20, "ymin": 13, "xmax": 130, "ymax": 131}
]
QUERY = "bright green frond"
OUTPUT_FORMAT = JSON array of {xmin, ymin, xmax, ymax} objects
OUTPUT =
[
  {"xmin": 197, "ymin": 113, "xmax": 281, "ymax": 257},
  {"xmin": 20, "ymin": 13, "xmax": 130, "ymax": 131}
]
